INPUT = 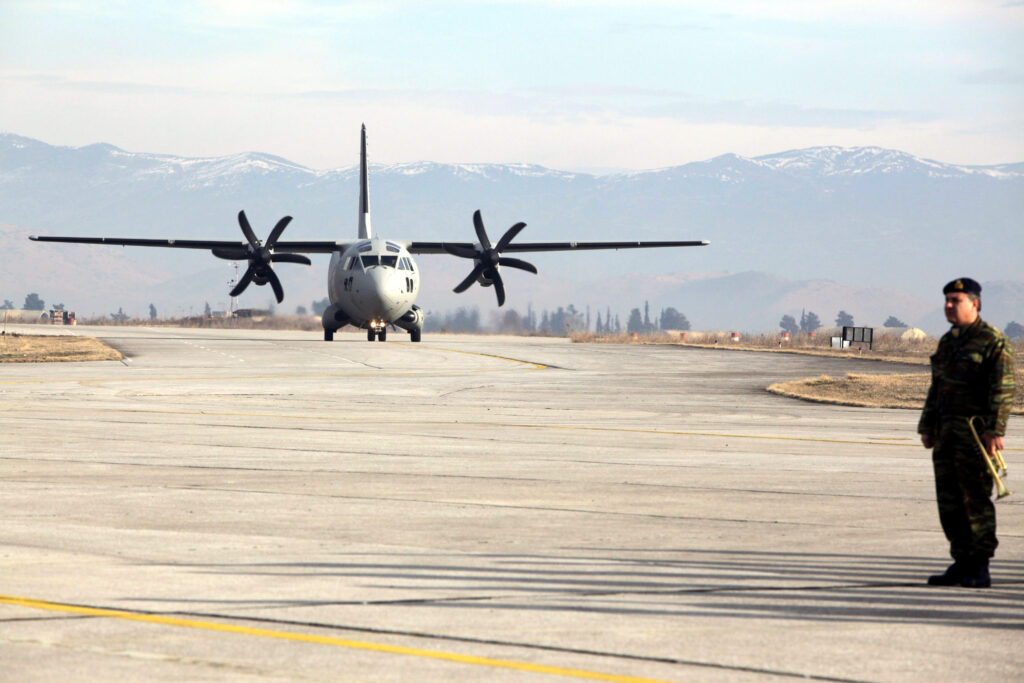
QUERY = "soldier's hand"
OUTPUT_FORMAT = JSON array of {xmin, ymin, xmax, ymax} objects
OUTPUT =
[
  {"xmin": 982, "ymin": 433, "xmax": 1004, "ymax": 456},
  {"xmin": 921, "ymin": 434, "xmax": 935, "ymax": 449}
]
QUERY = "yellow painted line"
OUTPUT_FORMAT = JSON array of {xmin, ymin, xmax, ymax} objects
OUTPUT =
[{"xmin": 0, "ymin": 594, "xmax": 675, "ymax": 683}]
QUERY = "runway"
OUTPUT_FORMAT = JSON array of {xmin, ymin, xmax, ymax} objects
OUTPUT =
[{"xmin": 1, "ymin": 325, "xmax": 1021, "ymax": 682}]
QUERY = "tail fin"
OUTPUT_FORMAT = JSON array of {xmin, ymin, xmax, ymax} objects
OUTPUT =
[{"xmin": 358, "ymin": 124, "xmax": 372, "ymax": 239}]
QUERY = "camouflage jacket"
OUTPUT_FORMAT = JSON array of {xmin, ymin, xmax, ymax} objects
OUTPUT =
[{"xmin": 918, "ymin": 317, "xmax": 1016, "ymax": 436}]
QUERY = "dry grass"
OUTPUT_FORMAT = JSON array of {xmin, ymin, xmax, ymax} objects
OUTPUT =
[
  {"xmin": 0, "ymin": 334, "xmax": 122, "ymax": 363},
  {"xmin": 768, "ymin": 371, "xmax": 1024, "ymax": 414},
  {"xmin": 570, "ymin": 330, "xmax": 938, "ymax": 364},
  {"xmin": 77, "ymin": 314, "xmax": 324, "ymax": 331},
  {"xmin": 767, "ymin": 373, "xmax": 932, "ymax": 410}
]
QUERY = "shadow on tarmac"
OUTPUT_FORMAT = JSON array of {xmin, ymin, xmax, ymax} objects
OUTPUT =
[{"xmin": 136, "ymin": 549, "xmax": 1024, "ymax": 629}]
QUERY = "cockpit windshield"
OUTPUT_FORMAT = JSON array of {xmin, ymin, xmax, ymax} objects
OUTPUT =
[{"xmin": 360, "ymin": 254, "xmax": 399, "ymax": 268}]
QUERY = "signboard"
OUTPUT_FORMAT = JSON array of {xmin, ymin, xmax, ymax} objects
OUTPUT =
[{"xmin": 842, "ymin": 326, "xmax": 874, "ymax": 350}]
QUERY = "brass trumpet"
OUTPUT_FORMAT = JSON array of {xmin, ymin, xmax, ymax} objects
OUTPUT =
[{"xmin": 967, "ymin": 416, "xmax": 1012, "ymax": 500}]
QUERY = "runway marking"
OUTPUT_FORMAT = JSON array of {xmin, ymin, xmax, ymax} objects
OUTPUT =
[
  {"xmin": 0, "ymin": 341, "xmax": 1014, "ymax": 451},
  {"xmin": 391, "ymin": 341, "xmax": 552, "ymax": 370},
  {"xmin": 0, "ymin": 594, "xmax": 675, "ymax": 683},
  {"xmin": 3, "ymin": 401, "xmax": 1005, "ymax": 450},
  {"xmin": 0, "ymin": 366, "xmax": 539, "ymax": 385}
]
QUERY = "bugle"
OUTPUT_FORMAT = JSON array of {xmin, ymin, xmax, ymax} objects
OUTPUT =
[{"xmin": 966, "ymin": 416, "xmax": 1011, "ymax": 500}]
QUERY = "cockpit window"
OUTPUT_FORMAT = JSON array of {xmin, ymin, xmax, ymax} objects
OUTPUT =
[
  {"xmin": 357, "ymin": 241, "xmax": 373, "ymax": 253},
  {"xmin": 345, "ymin": 256, "xmax": 361, "ymax": 270},
  {"xmin": 398, "ymin": 257, "xmax": 408, "ymax": 270},
  {"xmin": 386, "ymin": 241, "xmax": 401, "ymax": 253},
  {"xmin": 381, "ymin": 255, "xmax": 398, "ymax": 267},
  {"xmin": 361, "ymin": 255, "xmax": 380, "ymax": 267}
]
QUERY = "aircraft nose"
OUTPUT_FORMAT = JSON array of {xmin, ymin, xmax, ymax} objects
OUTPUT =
[{"xmin": 358, "ymin": 267, "xmax": 403, "ymax": 314}]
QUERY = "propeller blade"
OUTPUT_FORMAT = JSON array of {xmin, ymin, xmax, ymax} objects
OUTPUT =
[
  {"xmin": 270, "ymin": 253, "xmax": 312, "ymax": 266},
  {"xmin": 472, "ymin": 210, "xmax": 492, "ymax": 250},
  {"xmin": 212, "ymin": 247, "xmax": 248, "ymax": 260},
  {"xmin": 230, "ymin": 265, "xmax": 257, "ymax": 297},
  {"xmin": 267, "ymin": 269, "xmax": 285, "ymax": 303},
  {"xmin": 497, "ymin": 257, "xmax": 537, "ymax": 274},
  {"xmin": 492, "ymin": 270, "xmax": 506, "ymax": 306},
  {"xmin": 495, "ymin": 222, "xmax": 527, "ymax": 251},
  {"xmin": 453, "ymin": 263, "xmax": 485, "ymax": 293},
  {"xmin": 443, "ymin": 243, "xmax": 480, "ymax": 259},
  {"xmin": 227, "ymin": 213, "xmax": 302, "ymax": 302},
  {"xmin": 237, "ymin": 210, "xmax": 259, "ymax": 247},
  {"xmin": 265, "ymin": 215, "xmax": 293, "ymax": 247}
]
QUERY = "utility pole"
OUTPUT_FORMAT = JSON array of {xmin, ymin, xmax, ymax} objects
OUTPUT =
[{"xmin": 228, "ymin": 262, "xmax": 239, "ymax": 313}]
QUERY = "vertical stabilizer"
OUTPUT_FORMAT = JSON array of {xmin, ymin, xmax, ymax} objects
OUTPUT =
[{"xmin": 358, "ymin": 124, "xmax": 372, "ymax": 239}]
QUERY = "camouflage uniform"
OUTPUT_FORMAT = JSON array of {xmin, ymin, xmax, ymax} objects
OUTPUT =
[{"xmin": 918, "ymin": 317, "xmax": 1015, "ymax": 564}]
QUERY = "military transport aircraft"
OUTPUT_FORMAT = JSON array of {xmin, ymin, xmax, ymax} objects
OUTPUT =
[{"xmin": 31, "ymin": 126, "xmax": 708, "ymax": 342}]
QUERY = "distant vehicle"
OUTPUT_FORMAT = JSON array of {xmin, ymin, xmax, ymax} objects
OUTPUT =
[{"xmin": 32, "ymin": 127, "xmax": 708, "ymax": 342}]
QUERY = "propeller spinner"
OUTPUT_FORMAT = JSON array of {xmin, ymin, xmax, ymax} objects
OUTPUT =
[
  {"xmin": 212, "ymin": 211, "xmax": 311, "ymax": 303},
  {"xmin": 444, "ymin": 210, "xmax": 538, "ymax": 306}
]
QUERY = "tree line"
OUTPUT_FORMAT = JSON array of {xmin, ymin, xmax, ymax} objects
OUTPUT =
[
  {"xmin": 9, "ymin": 292, "xmax": 1024, "ymax": 339},
  {"xmin": 415, "ymin": 301, "xmax": 692, "ymax": 335},
  {"xmin": 1, "ymin": 293, "xmax": 54, "ymax": 311},
  {"xmin": 779, "ymin": 309, "xmax": 911, "ymax": 334},
  {"xmin": 779, "ymin": 309, "xmax": 1024, "ymax": 339},
  {"xmin": 2, "ymin": 293, "xmax": 160, "ymax": 321}
]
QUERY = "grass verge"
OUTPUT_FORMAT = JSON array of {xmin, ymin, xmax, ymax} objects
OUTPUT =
[
  {"xmin": 0, "ymin": 334, "xmax": 122, "ymax": 363},
  {"xmin": 768, "ymin": 372, "xmax": 1024, "ymax": 414}
]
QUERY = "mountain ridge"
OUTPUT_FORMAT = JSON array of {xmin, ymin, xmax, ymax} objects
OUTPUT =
[
  {"xmin": 4, "ymin": 132, "xmax": 1021, "ymax": 182},
  {"xmin": 1, "ymin": 132, "xmax": 1021, "ymax": 333}
]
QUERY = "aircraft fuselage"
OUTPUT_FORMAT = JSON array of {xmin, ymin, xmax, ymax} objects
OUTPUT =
[{"xmin": 323, "ymin": 237, "xmax": 422, "ymax": 341}]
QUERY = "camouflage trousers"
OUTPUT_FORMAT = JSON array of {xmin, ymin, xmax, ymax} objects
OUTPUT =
[{"xmin": 932, "ymin": 418, "xmax": 998, "ymax": 562}]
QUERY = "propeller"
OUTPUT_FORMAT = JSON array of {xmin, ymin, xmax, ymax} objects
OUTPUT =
[
  {"xmin": 213, "ymin": 211, "xmax": 311, "ymax": 303},
  {"xmin": 444, "ymin": 210, "xmax": 537, "ymax": 306}
]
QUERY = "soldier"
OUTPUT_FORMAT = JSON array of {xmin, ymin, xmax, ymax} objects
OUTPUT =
[{"xmin": 919, "ymin": 278, "xmax": 1015, "ymax": 588}]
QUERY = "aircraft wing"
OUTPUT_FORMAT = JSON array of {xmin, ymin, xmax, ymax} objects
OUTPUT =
[
  {"xmin": 29, "ymin": 235, "xmax": 349, "ymax": 254},
  {"xmin": 405, "ymin": 240, "xmax": 708, "ymax": 254},
  {"xmin": 31, "ymin": 235, "xmax": 708, "ymax": 254}
]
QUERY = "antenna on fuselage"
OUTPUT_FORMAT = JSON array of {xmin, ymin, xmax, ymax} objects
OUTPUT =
[{"xmin": 359, "ymin": 124, "xmax": 372, "ymax": 239}]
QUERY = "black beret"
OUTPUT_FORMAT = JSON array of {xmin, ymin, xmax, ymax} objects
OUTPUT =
[{"xmin": 943, "ymin": 278, "xmax": 981, "ymax": 296}]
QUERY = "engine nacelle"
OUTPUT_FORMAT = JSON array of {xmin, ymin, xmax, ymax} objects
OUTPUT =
[
  {"xmin": 321, "ymin": 304, "xmax": 351, "ymax": 332},
  {"xmin": 477, "ymin": 263, "xmax": 496, "ymax": 287},
  {"xmin": 396, "ymin": 305, "xmax": 424, "ymax": 332}
]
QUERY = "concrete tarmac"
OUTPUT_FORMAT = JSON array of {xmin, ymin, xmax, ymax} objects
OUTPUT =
[{"xmin": 1, "ymin": 324, "xmax": 1021, "ymax": 682}]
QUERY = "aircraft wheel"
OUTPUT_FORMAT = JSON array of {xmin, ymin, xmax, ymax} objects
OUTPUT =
[
  {"xmin": 410, "ymin": 329, "xmax": 421, "ymax": 342},
  {"xmin": 378, "ymin": 328, "xmax": 387, "ymax": 342},
  {"xmin": 324, "ymin": 328, "xmax": 334, "ymax": 342},
  {"xmin": 367, "ymin": 328, "xmax": 375, "ymax": 342}
]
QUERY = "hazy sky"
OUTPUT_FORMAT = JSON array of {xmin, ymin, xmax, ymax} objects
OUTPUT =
[{"xmin": 1, "ymin": 1, "xmax": 1021, "ymax": 171}]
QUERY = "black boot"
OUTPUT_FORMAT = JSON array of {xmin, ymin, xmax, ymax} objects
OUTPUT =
[
  {"xmin": 927, "ymin": 562, "xmax": 963, "ymax": 586},
  {"xmin": 960, "ymin": 559, "xmax": 991, "ymax": 588}
]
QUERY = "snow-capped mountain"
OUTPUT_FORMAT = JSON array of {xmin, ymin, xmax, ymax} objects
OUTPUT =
[
  {"xmin": 752, "ymin": 146, "xmax": 1022, "ymax": 179},
  {"xmin": 1, "ymin": 133, "xmax": 1021, "ymax": 331}
]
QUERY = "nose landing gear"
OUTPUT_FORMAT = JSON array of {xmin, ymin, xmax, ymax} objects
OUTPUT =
[{"xmin": 367, "ymin": 321, "xmax": 387, "ymax": 342}]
